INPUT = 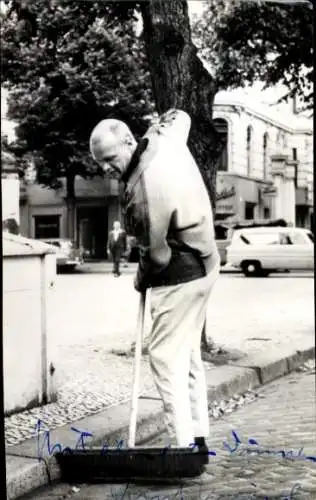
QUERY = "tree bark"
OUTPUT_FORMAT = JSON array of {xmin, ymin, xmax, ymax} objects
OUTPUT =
[
  {"xmin": 65, "ymin": 173, "xmax": 76, "ymax": 242},
  {"xmin": 140, "ymin": 0, "xmax": 223, "ymax": 351}
]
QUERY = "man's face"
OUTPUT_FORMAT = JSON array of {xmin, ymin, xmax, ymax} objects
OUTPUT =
[{"xmin": 92, "ymin": 134, "xmax": 133, "ymax": 178}]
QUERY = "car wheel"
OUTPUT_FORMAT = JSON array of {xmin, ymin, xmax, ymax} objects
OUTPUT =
[{"xmin": 241, "ymin": 260, "xmax": 263, "ymax": 277}]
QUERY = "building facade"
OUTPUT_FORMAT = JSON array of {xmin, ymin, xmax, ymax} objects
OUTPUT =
[
  {"xmin": 213, "ymin": 91, "xmax": 313, "ymax": 231},
  {"xmin": 19, "ymin": 175, "xmax": 121, "ymax": 260}
]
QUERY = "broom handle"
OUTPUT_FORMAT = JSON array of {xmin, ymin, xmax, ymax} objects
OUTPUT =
[{"xmin": 128, "ymin": 290, "xmax": 146, "ymax": 448}]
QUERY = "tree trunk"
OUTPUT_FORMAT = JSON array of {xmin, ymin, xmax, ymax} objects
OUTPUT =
[
  {"xmin": 140, "ymin": 0, "xmax": 223, "ymax": 351},
  {"xmin": 65, "ymin": 173, "xmax": 76, "ymax": 242}
]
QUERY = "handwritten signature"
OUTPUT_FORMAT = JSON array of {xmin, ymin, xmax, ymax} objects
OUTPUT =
[
  {"xmin": 35, "ymin": 420, "xmax": 316, "ymax": 465},
  {"xmin": 34, "ymin": 421, "xmax": 313, "ymax": 498},
  {"xmin": 109, "ymin": 482, "xmax": 303, "ymax": 499},
  {"xmin": 223, "ymin": 430, "xmax": 316, "ymax": 462}
]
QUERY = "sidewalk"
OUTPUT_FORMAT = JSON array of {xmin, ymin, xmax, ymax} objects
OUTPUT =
[
  {"xmin": 6, "ymin": 349, "xmax": 315, "ymax": 499},
  {"xmin": 15, "ymin": 365, "xmax": 316, "ymax": 499}
]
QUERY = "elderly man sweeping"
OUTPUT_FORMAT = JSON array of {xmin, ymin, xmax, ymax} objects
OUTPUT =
[{"xmin": 89, "ymin": 109, "xmax": 220, "ymax": 455}]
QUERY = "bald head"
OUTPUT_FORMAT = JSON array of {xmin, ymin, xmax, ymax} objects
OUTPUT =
[{"xmin": 90, "ymin": 119, "xmax": 137, "ymax": 177}]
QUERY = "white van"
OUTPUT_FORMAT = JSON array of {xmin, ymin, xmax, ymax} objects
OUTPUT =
[{"xmin": 226, "ymin": 226, "xmax": 314, "ymax": 277}]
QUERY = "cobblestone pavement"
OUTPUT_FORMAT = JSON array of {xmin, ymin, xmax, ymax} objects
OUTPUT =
[
  {"xmin": 5, "ymin": 272, "xmax": 314, "ymax": 447},
  {"xmin": 20, "ymin": 364, "xmax": 316, "ymax": 499}
]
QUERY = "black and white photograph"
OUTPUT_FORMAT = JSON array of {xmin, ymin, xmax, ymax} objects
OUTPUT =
[{"xmin": 1, "ymin": 0, "xmax": 315, "ymax": 498}]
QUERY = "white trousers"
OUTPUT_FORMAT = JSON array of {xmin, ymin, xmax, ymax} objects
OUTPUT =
[{"xmin": 148, "ymin": 264, "xmax": 219, "ymax": 447}]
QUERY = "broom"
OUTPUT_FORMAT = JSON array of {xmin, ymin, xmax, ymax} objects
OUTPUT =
[{"xmin": 55, "ymin": 291, "xmax": 206, "ymax": 482}]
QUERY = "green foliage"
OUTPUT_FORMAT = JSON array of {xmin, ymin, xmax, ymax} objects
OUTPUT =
[
  {"xmin": 193, "ymin": 0, "xmax": 313, "ymax": 110},
  {"xmin": 2, "ymin": 0, "xmax": 313, "ymax": 199},
  {"xmin": 1, "ymin": 0, "xmax": 154, "ymax": 193}
]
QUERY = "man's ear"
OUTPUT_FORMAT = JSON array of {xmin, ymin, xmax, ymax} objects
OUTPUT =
[{"xmin": 125, "ymin": 134, "xmax": 134, "ymax": 146}]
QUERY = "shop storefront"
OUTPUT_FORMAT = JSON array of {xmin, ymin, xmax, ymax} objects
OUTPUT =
[
  {"xmin": 19, "ymin": 176, "xmax": 121, "ymax": 260},
  {"xmin": 215, "ymin": 175, "xmax": 237, "ymax": 222},
  {"xmin": 215, "ymin": 173, "xmax": 274, "ymax": 226}
]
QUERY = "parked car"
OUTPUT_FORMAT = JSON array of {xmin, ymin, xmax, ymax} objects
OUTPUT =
[
  {"xmin": 226, "ymin": 226, "xmax": 314, "ymax": 277},
  {"xmin": 41, "ymin": 238, "xmax": 84, "ymax": 271}
]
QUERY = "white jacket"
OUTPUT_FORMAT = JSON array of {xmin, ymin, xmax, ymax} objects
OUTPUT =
[{"xmin": 121, "ymin": 109, "xmax": 220, "ymax": 291}]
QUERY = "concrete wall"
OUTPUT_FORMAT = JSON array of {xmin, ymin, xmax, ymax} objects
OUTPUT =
[
  {"xmin": 3, "ymin": 239, "xmax": 57, "ymax": 415},
  {"xmin": 3, "ymin": 256, "xmax": 42, "ymax": 414}
]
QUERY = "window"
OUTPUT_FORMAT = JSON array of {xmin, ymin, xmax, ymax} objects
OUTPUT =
[
  {"xmin": 246, "ymin": 125, "xmax": 253, "ymax": 177},
  {"xmin": 282, "ymin": 133, "xmax": 287, "ymax": 148},
  {"xmin": 276, "ymin": 130, "xmax": 281, "ymax": 145},
  {"xmin": 236, "ymin": 232, "xmax": 280, "ymax": 245},
  {"xmin": 213, "ymin": 118, "xmax": 228, "ymax": 171},
  {"xmin": 279, "ymin": 233, "xmax": 292, "ymax": 245},
  {"xmin": 264, "ymin": 207, "xmax": 270, "ymax": 219},
  {"xmin": 34, "ymin": 215, "xmax": 60, "ymax": 239},
  {"xmin": 263, "ymin": 132, "xmax": 269, "ymax": 179},
  {"xmin": 245, "ymin": 233, "xmax": 280, "ymax": 245},
  {"xmin": 290, "ymin": 232, "xmax": 308, "ymax": 245},
  {"xmin": 292, "ymin": 148, "xmax": 297, "ymax": 161},
  {"xmin": 292, "ymin": 148, "xmax": 298, "ymax": 188},
  {"xmin": 276, "ymin": 130, "xmax": 288, "ymax": 149},
  {"xmin": 245, "ymin": 202, "xmax": 255, "ymax": 220},
  {"xmin": 307, "ymin": 232, "xmax": 314, "ymax": 243}
]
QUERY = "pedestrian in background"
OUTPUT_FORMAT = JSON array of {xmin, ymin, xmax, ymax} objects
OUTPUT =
[
  {"xmin": 107, "ymin": 220, "xmax": 127, "ymax": 277},
  {"xmin": 90, "ymin": 109, "xmax": 220, "ymax": 458}
]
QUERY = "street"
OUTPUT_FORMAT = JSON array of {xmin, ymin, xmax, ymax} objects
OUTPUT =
[
  {"xmin": 20, "ymin": 365, "xmax": 316, "ymax": 499},
  {"xmin": 50, "ymin": 268, "xmax": 314, "ymax": 349},
  {"xmin": 4, "ymin": 270, "xmax": 314, "ymax": 446},
  {"xmin": 49, "ymin": 268, "xmax": 314, "ymax": 408}
]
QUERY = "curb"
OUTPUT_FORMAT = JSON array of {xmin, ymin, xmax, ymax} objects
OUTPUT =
[{"xmin": 6, "ymin": 346, "xmax": 315, "ymax": 500}]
